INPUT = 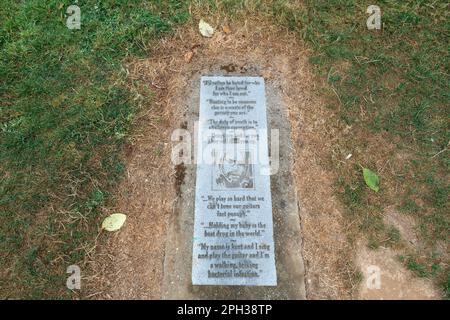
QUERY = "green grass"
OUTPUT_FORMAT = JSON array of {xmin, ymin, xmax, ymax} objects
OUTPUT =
[
  {"xmin": 444, "ymin": 272, "xmax": 450, "ymax": 299},
  {"xmin": 398, "ymin": 254, "xmax": 443, "ymax": 281},
  {"xmin": 1, "ymin": 0, "xmax": 448, "ymax": 298},
  {"xmin": 0, "ymin": 0, "xmax": 189, "ymax": 298}
]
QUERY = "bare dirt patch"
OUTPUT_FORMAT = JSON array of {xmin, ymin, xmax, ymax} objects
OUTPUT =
[
  {"xmin": 356, "ymin": 241, "xmax": 440, "ymax": 299},
  {"xmin": 83, "ymin": 16, "xmax": 440, "ymax": 299}
]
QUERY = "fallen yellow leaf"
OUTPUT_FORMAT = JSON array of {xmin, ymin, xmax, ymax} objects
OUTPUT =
[
  {"xmin": 222, "ymin": 25, "xmax": 231, "ymax": 34},
  {"xmin": 101, "ymin": 213, "xmax": 127, "ymax": 232}
]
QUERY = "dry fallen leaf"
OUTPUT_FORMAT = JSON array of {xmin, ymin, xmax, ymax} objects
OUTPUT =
[
  {"xmin": 199, "ymin": 19, "xmax": 214, "ymax": 37},
  {"xmin": 222, "ymin": 25, "xmax": 231, "ymax": 34},
  {"xmin": 184, "ymin": 51, "xmax": 194, "ymax": 63},
  {"xmin": 101, "ymin": 213, "xmax": 127, "ymax": 232}
]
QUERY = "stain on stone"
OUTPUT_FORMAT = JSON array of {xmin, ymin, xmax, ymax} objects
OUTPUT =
[{"xmin": 174, "ymin": 163, "xmax": 186, "ymax": 196}]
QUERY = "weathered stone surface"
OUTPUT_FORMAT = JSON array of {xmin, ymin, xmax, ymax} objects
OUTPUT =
[
  {"xmin": 162, "ymin": 69, "xmax": 306, "ymax": 299},
  {"xmin": 192, "ymin": 76, "xmax": 276, "ymax": 286}
]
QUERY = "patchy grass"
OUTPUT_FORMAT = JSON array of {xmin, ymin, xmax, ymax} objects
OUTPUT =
[
  {"xmin": 0, "ymin": 0, "xmax": 189, "ymax": 298},
  {"xmin": 188, "ymin": 0, "xmax": 448, "ymax": 296},
  {"xmin": 398, "ymin": 254, "xmax": 442, "ymax": 279},
  {"xmin": 269, "ymin": 0, "xmax": 449, "ymax": 296}
]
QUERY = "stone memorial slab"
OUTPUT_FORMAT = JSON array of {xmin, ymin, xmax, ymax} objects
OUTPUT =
[
  {"xmin": 162, "ymin": 68, "xmax": 306, "ymax": 299},
  {"xmin": 192, "ymin": 76, "xmax": 277, "ymax": 285}
]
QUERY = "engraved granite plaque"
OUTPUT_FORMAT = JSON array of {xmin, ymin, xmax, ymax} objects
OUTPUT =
[{"xmin": 192, "ymin": 76, "xmax": 277, "ymax": 285}]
